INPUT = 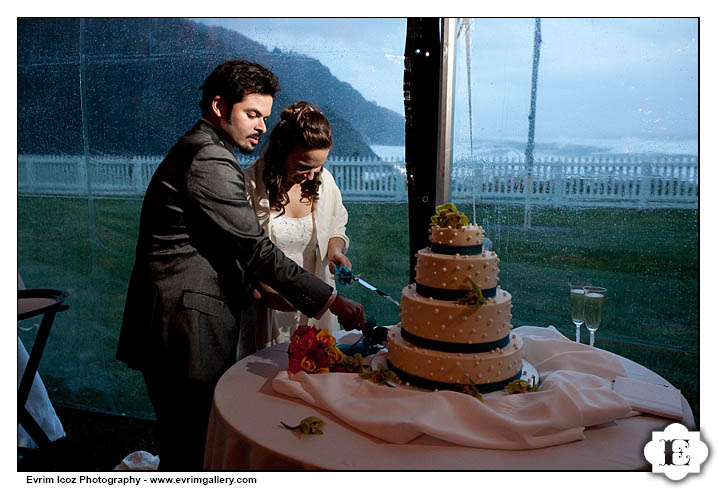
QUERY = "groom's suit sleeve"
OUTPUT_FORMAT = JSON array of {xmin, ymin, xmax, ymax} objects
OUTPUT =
[{"xmin": 186, "ymin": 144, "xmax": 334, "ymax": 317}]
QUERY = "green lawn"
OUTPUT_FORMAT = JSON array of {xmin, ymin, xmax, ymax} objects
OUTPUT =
[{"xmin": 17, "ymin": 197, "xmax": 699, "ymax": 425}]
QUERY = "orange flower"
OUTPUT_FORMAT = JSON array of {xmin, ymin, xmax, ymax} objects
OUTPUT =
[
  {"xmin": 326, "ymin": 346, "xmax": 344, "ymax": 366},
  {"xmin": 316, "ymin": 328, "xmax": 336, "ymax": 348},
  {"xmin": 300, "ymin": 356, "xmax": 317, "ymax": 373}
]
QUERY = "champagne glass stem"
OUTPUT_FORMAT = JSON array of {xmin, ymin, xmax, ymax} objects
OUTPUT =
[
  {"xmin": 575, "ymin": 323, "xmax": 581, "ymax": 343},
  {"xmin": 589, "ymin": 330, "xmax": 595, "ymax": 347}
]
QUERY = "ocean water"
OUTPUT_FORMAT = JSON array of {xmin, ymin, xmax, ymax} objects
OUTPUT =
[{"xmin": 371, "ymin": 136, "xmax": 698, "ymax": 161}]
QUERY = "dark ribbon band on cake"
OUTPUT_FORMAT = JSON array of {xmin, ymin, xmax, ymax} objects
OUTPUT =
[
  {"xmin": 386, "ymin": 360, "xmax": 523, "ymax": 393},
  {"xmin": 400, "ymin": 328, "xmax": 510, "ymax": 353},
  {"xmin": 429, "ymin": 242, "xmax": 483, "ymax": 255},
  {"xmin": 415, "ymin": 283, "xmax": 497, "ymax": 301}
]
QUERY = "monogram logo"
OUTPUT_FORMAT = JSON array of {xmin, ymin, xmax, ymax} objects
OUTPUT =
[
  {"xmin": 644, "ymin": 423, "xmax": 708, "ymax": 481},
  {"xmin": 660, "ymin": 438, "xmax": 691, "ymax": 467}
]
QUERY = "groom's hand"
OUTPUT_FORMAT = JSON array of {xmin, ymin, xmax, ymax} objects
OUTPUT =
[{"xmin": 329, "ymin": 294, "xmax": 366, "ymax": 335}]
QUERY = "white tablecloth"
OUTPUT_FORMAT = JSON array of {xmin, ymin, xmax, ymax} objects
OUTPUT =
[
  {"xmin": 17, "ymin": 336, "xmax": 65, "ymax": 448},
  {"xmin": 204, "ymin": 326, "xmax": 694, "ymax": 470}
]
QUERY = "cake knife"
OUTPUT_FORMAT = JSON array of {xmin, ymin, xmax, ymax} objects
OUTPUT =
[
  {"xmin": 354, "ymin": 277, "xmax": 401, "ymax": 307},
  {"xmin": 334, "ymin": 266, "xmax": 401, "ymax": 307}
]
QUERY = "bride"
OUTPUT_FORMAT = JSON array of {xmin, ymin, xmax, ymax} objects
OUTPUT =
[{"xmin": 239, "ymin": 101, "xmax": 352, "ymax": 356}]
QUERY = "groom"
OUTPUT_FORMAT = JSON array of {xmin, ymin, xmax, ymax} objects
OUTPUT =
[{"xmin": 117, "ymin": 60, "xmax": 366, "ymax": 470}]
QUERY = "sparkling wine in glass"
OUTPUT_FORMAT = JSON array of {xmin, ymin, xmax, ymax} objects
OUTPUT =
[
  {"xmin": 569, "ymin": 282, "xmax": 587, "ymax": 342},
  {"xmin": 583, "ymin": 286, "xmax": 606, "ymax": 347}
]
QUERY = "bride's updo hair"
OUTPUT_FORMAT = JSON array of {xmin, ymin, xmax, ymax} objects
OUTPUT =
[{"xmin": 262, "ymin": 101, "xmax": 333, "ymax": 214}]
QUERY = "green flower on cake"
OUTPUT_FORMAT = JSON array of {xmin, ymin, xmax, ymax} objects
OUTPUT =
[
  {"xmin": 431, "ymin": 203, "xmax": 470, "ymax": 228},
  {"xmin": 281, "ymin": 416, "xmax": 326, "ymax": 435},
  {"xmin": 504, "ymin": 375, "xmax": 539, "ymax": 394},
  {"xmin": 360, "ymin": 363, "xmax": 397, "ymax": 386},
  {"xmin": 458, "ymin": 279, "xmax": 487, "ymax": 310},
  {"xmin": 461, "ymin": 379, "xmax": 484, "ymax": 401}
]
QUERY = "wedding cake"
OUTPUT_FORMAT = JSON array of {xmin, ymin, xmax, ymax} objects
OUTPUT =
[{"xmin": 386, "ymin": 204, "xmax": 524, "ymax": 392}]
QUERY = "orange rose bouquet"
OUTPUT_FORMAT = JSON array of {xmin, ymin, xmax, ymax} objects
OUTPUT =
[{"xmin": 288, "ymin": 325, "xmax": 362, "ymax": 374}]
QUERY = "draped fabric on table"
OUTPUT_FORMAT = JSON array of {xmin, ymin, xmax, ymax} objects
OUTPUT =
[{"xmin": 272, "ymin": 326, "xmax": 635, "ymax": 450}]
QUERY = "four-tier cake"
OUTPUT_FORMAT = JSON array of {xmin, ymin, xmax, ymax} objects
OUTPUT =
[{"xmin": 386, "ymin": 204, "xmax": 523, "ymax": 392}]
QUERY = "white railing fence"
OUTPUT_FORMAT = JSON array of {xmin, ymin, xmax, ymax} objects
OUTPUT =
[
  {"xmin": 452, "ymin": 155, "xmax": 698, "ymax": 208},
  {"xmin": 17, "ymin": 154, "xmax": 698, "ymax": 209}
]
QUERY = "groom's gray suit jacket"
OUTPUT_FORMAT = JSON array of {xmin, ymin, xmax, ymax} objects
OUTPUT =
[{"xmin": 117, "ymin": 120, "xmax": 332, "ymax": 383}]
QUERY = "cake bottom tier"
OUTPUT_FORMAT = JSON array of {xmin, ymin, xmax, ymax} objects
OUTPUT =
[{"xmin": 386, "ymin": 324, "xmax": 524, "ymax": 389}]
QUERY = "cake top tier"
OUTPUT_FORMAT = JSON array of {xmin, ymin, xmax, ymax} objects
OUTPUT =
[
  {"xmin": 429, "ymin": 225, "xmax": 485, "ymax": 247},
  {"xmin": 428, "ymin": 203, "xmax": 484, "ymax": 248}
]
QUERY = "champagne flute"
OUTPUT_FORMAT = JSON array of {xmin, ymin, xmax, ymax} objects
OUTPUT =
[
  {"xmin": 583, "ymin": 286, "xmax": 606, "ymax": 347},
  {"xmin": 569, "ymin": 282, "xmax": 587, "ymax": 342}
]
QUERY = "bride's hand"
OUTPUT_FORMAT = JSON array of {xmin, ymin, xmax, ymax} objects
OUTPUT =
[
  {"xmin": 327, "ymin": 237, "xmax": 351, "ymax": 274},
  {"xmin": 328, "ymin": 251, "xmax": 352, "ymax": 274}
]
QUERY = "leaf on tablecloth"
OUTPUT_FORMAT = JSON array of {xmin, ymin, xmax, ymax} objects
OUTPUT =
[{"xmin": 280, "ymin": 416, "xmax": 325, "ymax": 435}]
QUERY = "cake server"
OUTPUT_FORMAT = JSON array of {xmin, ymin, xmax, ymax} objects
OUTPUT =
[{"xmin": 334, "ymin": 266, "xmax": 401, "ymax": 307}]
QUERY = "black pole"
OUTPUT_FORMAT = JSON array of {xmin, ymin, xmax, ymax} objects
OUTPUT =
[{"xmin": 404, "ymin": 18, "xmax": 441, "ymax": 283}]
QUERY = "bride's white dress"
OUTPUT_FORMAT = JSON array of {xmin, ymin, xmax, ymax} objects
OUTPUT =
[{"xmin": 268, "ymin": 212, "xmax": 317, "ymax": 343}]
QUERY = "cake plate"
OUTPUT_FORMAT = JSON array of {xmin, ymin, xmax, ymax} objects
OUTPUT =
[{"xmin": 369, "ymin": 350, "xmax": 540, "ymax": 397}]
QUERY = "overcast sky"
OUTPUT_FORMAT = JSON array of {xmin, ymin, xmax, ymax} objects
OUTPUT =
[
  {"xmin": 458, "ymin": 19, "xmax": 698, "ymax": 141},
  {"xmin": 195, "ymin": 18, "xmax": 697, "ymax": 153}
]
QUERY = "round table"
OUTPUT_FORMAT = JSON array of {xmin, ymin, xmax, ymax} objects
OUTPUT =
[{"xmin": 204, "ymin": 330, "xmax": 694, "ymax": 470}]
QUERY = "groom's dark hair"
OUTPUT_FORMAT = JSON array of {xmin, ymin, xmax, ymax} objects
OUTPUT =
[{"xmin": 199, "ymin": 60, "xmax": 280, "ymax": 115}]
